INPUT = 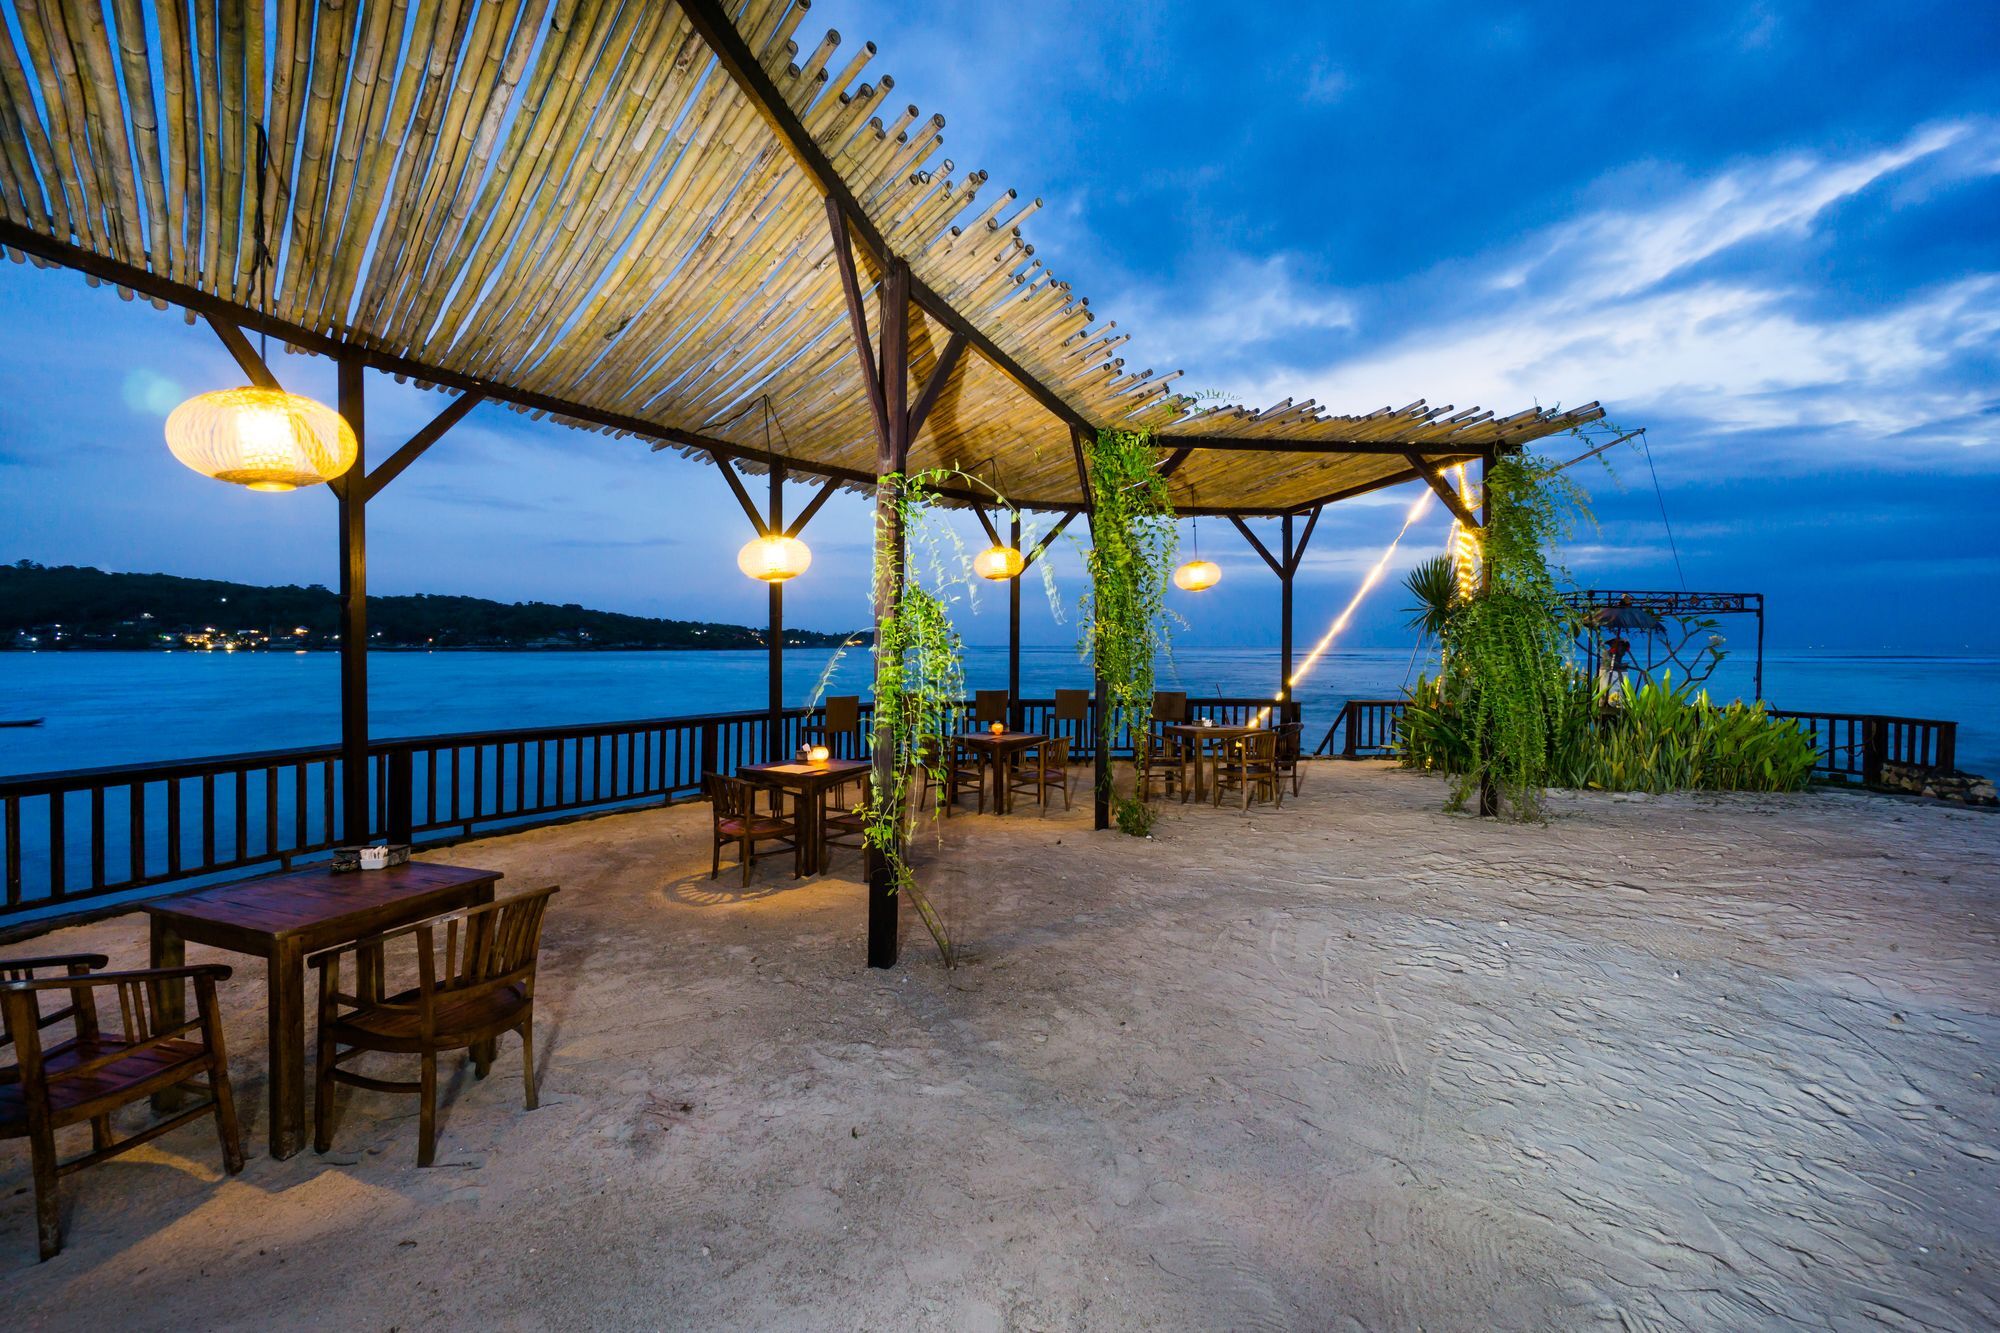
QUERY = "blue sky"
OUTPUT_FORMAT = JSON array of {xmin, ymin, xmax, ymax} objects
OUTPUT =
[{"xmin": 2, "ymin": 0, "xmax": 1996, "ymax": 652}]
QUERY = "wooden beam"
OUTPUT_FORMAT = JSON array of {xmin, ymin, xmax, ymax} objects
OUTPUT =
[
  {"xmin": 969, "ymin": 503, "xmax": 1002, "ymax": 547},
  {"xmin": 825, "ymin": 197, "xmax": 891, "ymax": 451},
  {"xmin": 361, "ymin": 392, "xmax": 484, "ymax": 502},
  {"xmin": 784, "ymin": 476, "xmax": 839, "ymax": 538},
  {"xmin": 1226, "ymin": 516, "xmax": 1286, "ymax": 577},
  {"xmin": 205, "ymin": 316, "xmax": 278, "ymax": 389},
  {"xmin": 906, "ymin": 331, "xmax": 966, "ymax": 442},
  {"xmin": 1157, "ymin": 434, "xmax": 1559, "ymax": 456},
  {"xmin": 1070, "ymin": 425, "xmax": 1095, "ymax": 508},
  {"xmin": 1021, "ymin": 512, "xmax": 1077, "ymax": 570},
  {"xmin": 1157, "ymin": 446, "xmax": 1193, "ymax": 477},
  {"xmin": 1404, "ymin": 452, "xmax": 1480, "ymax": 529},
  {"xmin": 1285, "ymin": 505, "xmax": 1323, "ymax": 579},
  {"xmin": 674, "ymin": 0, "xmax": 1093, "ymax": 436},
  {"xmin": 711, "ymin": 452, "xmax": 770, "ymax": 536}
]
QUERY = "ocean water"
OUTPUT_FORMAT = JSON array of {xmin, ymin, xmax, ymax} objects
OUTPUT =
[{"xmin": 2, "ymin": 646, "xmax": 1996, "ymax": 779}]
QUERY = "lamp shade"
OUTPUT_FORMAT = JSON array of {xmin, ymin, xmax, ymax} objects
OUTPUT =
[
  {"xmin": 973, "ymin": 544, "xmax": 1026, "ymax": 581},
  {"xmin": 1172, "ymin": 558, "xmax": 1221, "ymax": 592},
  {"xmin": 164, "ymin": 386, "xmax": 358, "ymax": 491},
  {"xmin": 737, "ymin": 534, "xmax": 812, "ymax": 582}
]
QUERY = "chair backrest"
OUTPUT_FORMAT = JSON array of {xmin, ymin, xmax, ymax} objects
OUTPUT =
[
  {"xmin": 1274, "ymin": 721, "xmax": 1304, "ymax": 763},
  {"xmin": 974, "ymin": 689, "xmax": 1010, "ymax": 724},
  {"xmin": 1054, "ymin": 688, "xmax": 1092, "ymax": 723},
  {"xmin": 422, "ymin": 885, "xmax": 560, "ymax": 997},
  {"xmin": 822, "ymin": 694, "xmax": 861, "ymax": 737},
  {"xmin": 705, "ymin": 772, "xmax": 753, "ymax": 821},
  {"xmin": 1153, "ymin": 690, "xmax": 1188, "ymax": 722},
  {"xmin": 0, "ymin": 954, "xmax": 106, "ymax": 1046},
  {"xmin": 1237, "ymin": 730, "xmax": 1278, "ymax": 762}
]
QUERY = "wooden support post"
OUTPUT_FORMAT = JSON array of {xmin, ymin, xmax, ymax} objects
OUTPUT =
[
  {"xmin": 335, "ymin": 357, "xmax": 369, "ymax": 842},
  {"xmin": 1008, "ymin": 513, "xmax": 1022, "ymax": 731},
  {"xmin": 866, "ymin": 258, "xmax": 912, "ymax": 969},
  {"xmin": 768, "ymin": 464, "xmax": 785, "ymax": 761},
  {"xmin": 1280, "ymin": 513, "xmax": 1295, "ymax": 710},
  {"xmin": 1073, "ymin": 427, "xmax": 1111, "ymax": 832}
]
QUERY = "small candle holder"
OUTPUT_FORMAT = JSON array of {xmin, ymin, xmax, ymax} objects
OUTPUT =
[
  {"xmin": 796, "ymin": 743, "xmax": 812, "ymax": 763},
  {"xmin": 988, "ymin": 721, "xmax": 1006, "ymax": 736},
  {"xmin": 807, "ymin": 745, "xmax": 831, "ymax": 764}
]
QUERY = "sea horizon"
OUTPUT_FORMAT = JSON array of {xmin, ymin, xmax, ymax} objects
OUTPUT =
[{"xmin": 5, "ymin": 645, "xmax": 1995, "ymax": 781}]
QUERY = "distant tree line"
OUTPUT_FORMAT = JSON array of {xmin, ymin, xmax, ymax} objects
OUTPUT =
[{"xmin": 1, "ymin": 561, "xmax": 868, "ymax": 651}]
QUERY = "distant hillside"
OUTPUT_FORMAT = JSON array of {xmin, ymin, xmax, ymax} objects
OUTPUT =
[{"xmin": 1, "ymin": 561, "xmax": 868, "ymax": 652}]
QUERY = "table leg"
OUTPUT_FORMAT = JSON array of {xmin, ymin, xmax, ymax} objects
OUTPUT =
[
  {"xmin": 149, "ymin": 917, "xmax": 187, "ymax": 1112},
  {"xmin": 267, "ymin": 941, "xmax": 307, "ymax": 1159}
]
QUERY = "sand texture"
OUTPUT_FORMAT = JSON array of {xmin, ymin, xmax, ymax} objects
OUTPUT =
[{"xmin": 3, "ymin": 763, "xmax": 1996, "ymax": 1330}]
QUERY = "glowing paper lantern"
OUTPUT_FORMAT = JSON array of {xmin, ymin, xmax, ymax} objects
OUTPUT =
[
  {"xmin": 807, "ymin": 745, "xmax": 832, "ymax": 763},
  {"xmin": 164, "ymin": 386, "xmax": 358, "ymax": 491},
  {"xmin": 1173, "ymin": 558, "xmax": 1221, "ymax": 592},
  {"xmin": 973, "ymin": 544, "xmax": 1026, "ymax": 581},
  {"xmin": 737, "ymin": 534, "xmax": 813, "ymax": 582}
]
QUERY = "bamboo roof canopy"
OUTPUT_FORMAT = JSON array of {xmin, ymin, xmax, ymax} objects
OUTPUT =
[{"xmin": 0, "ymin": 0, "xmax": 1602, "ymax": 515}]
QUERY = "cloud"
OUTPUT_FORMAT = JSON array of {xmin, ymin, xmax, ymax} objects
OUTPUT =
[{"xmin": 1108, "ymin": 118, "xmax": 2000, "ymax": 472}]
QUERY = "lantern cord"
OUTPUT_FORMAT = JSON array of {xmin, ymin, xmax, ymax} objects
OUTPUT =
[{"xmin": 252, "ymin": 122, "xmax": 272, "ymax": 364}]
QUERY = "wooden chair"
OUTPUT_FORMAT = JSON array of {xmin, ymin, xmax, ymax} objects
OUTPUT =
[
  {"xmin": 2, "ymin": 954, "xmax": 242, "ymax": 1261},
  {"xmin": 1053, "ymin": 688, "xmax": 1092, "ymax": 756},
  {"xmin": 1138, "ymin": 731, "xmax": 1193, "ymax": 803},
  {"xmin": 803, "ymin": 695, "xmax": 867, "ymax": 760},
  {"xmin": 916, "ymin": 736, "xmax": 985, "ymax": 816},
  {"xmin": 1273, "ymin": 720, "xmax": 1306, "ymax": 797},
  {"xmin": 1008, "ymin": 736, "xmax": 1072, "ymax": 811},
  {"xmin": 823, "ymin": 772, "xmax": 873, "ymax": 867},
  {"xmin": 974, "ymin": 689, "xmax": 1011, "ymax": 729},
  {"xmin": 1213, "ymin": 730, "xmax": 1283, "ymax": 809},
  {"xmin": 707, "ymin": 773, "xmax": 801, "ymax": 884},
  {"xmin": 312, "ymin": 885, "xmax": 559, "ymax": 1168}
]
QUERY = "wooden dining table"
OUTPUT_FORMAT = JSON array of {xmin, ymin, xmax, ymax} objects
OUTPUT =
[
  {"xmin": 145, "ymin": 861, "xmax": 501, "ymax": 1159},
  {"xmin": 1161, "ymin": 722, "xmax": 1269, "ymax": 802},
  {"xmin": 738, "ymin": 757, "xmax": 871, "ymax": 874},
  {"xmin": 957, "ymin": 730, "xmax": 1048, "ymax": 814}
]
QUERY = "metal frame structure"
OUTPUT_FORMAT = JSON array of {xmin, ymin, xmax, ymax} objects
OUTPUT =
[{"xmin": 1561, "ymin": 590, "xmax": 1767, "ymax": 700}]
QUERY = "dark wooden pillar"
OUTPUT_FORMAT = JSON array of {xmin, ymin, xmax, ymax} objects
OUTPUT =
[
  {"xmin": 335, "ymin": 356, "xmax": 370, "ymax": 842},
  {"xmin": 768, "ymin": 464, "xmax": 785, "ymax": 760},
  {"xmin": 867, "ymin": 260, "xmax": 912, "ymax": 968},
  {"xmin": 1007, "ymin": 513, "xmax": 1023, "ymax": 730},
  {"xmin": 1280, "ymin": 512, "xmax": 1295, "ymax": 713}
]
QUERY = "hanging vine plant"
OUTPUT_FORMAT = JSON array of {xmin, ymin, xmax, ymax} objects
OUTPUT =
[
  {"xmin": 1078, "ymin": 429, "xmax": 1178, "ymax": 831},
  {"xmin": 1433, "ymin": 454, "xmax": 1591, "ymax": 818},
  {"xmin": 860, "ymin": 466, "xmax": 1053, "ymax": 963}
]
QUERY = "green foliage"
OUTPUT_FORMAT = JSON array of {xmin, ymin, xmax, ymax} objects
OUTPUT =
[
  {"xmin": 1077, "ymin": 429, "xmax": 1178, "ymax": 826},
  {"xmin": 1570, "ymin": 677, "xmax": 1819, "ymax": 793},
  {"xmin": 1431, "ymin": 455, "xmax": 1589, "ymax": 816},
  {"xmin": 1113, "ymin": 795, "xmax": 1157, "ymax": 837},
  {"xmin": 1402, "ymin": 554, "xmax": 1460, "ymax": 641},
  {"xmin": 859, "ymin": 468, "xmax": 1024, "ymax": 963}
]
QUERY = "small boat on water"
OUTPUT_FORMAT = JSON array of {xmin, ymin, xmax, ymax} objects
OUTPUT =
[{"xmin": 0, "ymin": 717, "xmax": 45, "ymax": 728}]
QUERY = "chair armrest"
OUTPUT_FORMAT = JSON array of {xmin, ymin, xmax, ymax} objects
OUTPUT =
[
  {"xmin": 0, "ymin": 952, "xmax": 110, "ymax": 973},
  {"xmin": 0, "ymin": 963, "xmax": 232, "ymax": 992}
]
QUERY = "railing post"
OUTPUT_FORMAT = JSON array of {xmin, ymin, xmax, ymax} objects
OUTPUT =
[
  {"xmin": 1862, "ymin": 719, "xmax": 1887, "ymax": 785},
  {"xmin": 386, "ymin": 747, "xmax": 413, "ymax": 846},
  {"xmin": 1342, "ymin": 701, "xmax": 1358, "ymax": 758},
  {"xmin": 1938, "ymin": 722, "xmax": 1956, "ymax": 773}
]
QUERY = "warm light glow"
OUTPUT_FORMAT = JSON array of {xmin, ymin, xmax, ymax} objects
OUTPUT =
[
  {"xmin": 1253, "ymin": 488, "xmax": 1439, "ymax": 725},
  {"xmin": 807, "ymin": 745, "xmax": 831, "ymax": 763},
  {"xmin": 164, "ymin": 386, "xmax": 357, "ymax": 491},
  {"xmin": 1448, "ymin": 463, "xmax": 1481, "ymax": 600},
  {"xmin": 736, "ymin": 534, "xmax": 812, "ymax": 582},
  {"xmin": 973, "ymin": 544, "xmax": 1026, "ymax": 580},
  {"xmin": 988, "ymin": 721, "xmax": 1006, "ymax": 735},
  {"xmin": 1172, "ymin": 558, "xmax": 1222, "ymax": 592}
]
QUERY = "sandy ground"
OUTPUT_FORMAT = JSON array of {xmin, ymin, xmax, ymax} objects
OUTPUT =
[{"xmin": 2, "ymin": 762, "xmax": 1996, "ymax": 1331}]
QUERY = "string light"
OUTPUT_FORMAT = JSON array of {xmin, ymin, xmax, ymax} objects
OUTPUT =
[
  {"xmin": 1252, "ymin": 487, "xmax": 1439, "ymax": 725},
  {"xmin": 1447, "ymin": 463, "xmax": 1481, "ymax": 600}
]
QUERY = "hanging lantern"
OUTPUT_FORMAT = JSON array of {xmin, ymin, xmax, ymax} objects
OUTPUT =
[
  {"xmin": 973, "ymin": 543, "xmax": 1026, "ymax": 581},
  {"xmin": 164, "ymin": 386, "xmax": 358, "ymax": 492},
  {"xmin": 1173, "ymin": 558, "xmax": 1221, "ymax": 592},
  {"xmin": 737, "ymin": 533, "xmax": 812, "ymax": 583}
]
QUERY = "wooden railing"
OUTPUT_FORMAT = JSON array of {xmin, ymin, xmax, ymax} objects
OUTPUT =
[
  {"xmin": 1770, "ymin": 711, "xmax": 1957, "ymax": 783},
  {"xmin": 1316, "ymin": 699, "xmax": 1408, "ymax": 757},
  {"xmin": 1314, "ymin": 698, "xmax": 1963, "ymax": 787},
  {"xmin": 1, "ymin": 695, "xmax": 1295, "ymax": 926}
]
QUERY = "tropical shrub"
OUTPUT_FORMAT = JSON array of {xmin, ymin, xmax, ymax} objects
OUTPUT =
[{"xmin": 1562, "ymin": 677, "xmax": 1818, "ymax": 793}]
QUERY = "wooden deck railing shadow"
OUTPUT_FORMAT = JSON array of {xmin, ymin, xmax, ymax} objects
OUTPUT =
[{"xmin": 0, "ymin": 696, "xmax": 1294, "ymax": 928}]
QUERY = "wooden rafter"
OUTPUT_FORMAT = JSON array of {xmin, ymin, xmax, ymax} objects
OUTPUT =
[{"xmin": 1404, "ymin": 452, "xmax": 1481, "ymax": 529}]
